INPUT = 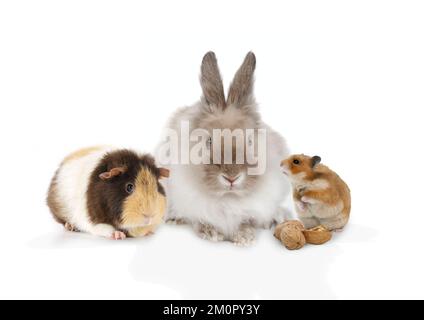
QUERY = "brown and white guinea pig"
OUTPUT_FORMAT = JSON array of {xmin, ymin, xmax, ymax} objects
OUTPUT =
[
  {"xmin": 280, "ymin": 154, "xmax": 351, "ymax": 231},
  {"xmin": 47, "ymin": 146, "xmax": 170, "ymax": 240}
]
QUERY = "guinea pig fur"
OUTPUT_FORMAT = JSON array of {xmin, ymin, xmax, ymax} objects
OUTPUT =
[
  {"xmin": 47, "ymin": 146, "xmax": 169, "ymax": 240},
  {"xmin": 280, "ymin": 154, "xmax": 351, "ymax": 231}
]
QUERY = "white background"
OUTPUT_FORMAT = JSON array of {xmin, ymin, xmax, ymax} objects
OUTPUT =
[{"xmin": 1, "ymin": 0, "xmax": 423, "ymax": 299}]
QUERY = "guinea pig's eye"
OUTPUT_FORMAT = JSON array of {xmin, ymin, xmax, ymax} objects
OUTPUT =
[
  {"xmin": 125, "ymin": 183, "xmax": 135, "ymax": 194},
  {"xmin": 293, "ymin": 159, "xmax": 300, "ymax": 165}
]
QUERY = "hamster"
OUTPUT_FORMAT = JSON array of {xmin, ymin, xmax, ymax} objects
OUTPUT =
[
  {"xmin": 47, "ymin": 146, "xmax": 170, "ymax": 240},
  {"xmin": 280, "ymin": 154, "xmax": 351, "ymax": 231}
]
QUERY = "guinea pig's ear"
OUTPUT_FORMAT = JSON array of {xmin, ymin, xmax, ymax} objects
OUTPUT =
[
  {"xmin": 311, "ymin": 156, "xmax": 321, "ymax": 168},
  {"xmin": 99, "ymin": 167, "xmax": 127, "ymax": 181},
  {"xmin": 159, "ymin": 168, "xmax": 170, "ymax": 179}
]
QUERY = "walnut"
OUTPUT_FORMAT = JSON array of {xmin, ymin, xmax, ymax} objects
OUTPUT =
[
  {"xmin": 274, "ymin": 221, "xmax": 332, "ymax": 250},
  {"xmin": 274, "ymin": 221, "xmax": 306, "ymax": 250},
  {"xmin": 303, "ymin": 225, "xmax": 332, "ymax": 245}
]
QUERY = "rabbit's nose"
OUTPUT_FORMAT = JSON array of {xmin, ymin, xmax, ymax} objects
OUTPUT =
[{"xmin": 223, "ymin": 175, "xmax": 240, "ymax": 184}]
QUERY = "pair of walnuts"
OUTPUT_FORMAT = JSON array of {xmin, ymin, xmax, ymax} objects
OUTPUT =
[{"xmin": 274, "ymin": 220, "xmax": 332, "ymax": 250}]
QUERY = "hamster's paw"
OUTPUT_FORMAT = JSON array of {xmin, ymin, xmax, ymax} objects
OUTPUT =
[
  {"xmin": 111, "ymin": 231, "xmax": 126, "ymax": 240},
  {"xmin": 195, "ymin": 223, "xmax": 225, "ymax": 242},
  {"xmin": 301, "ymin": 196, "xmax": 319, "ymax": 205},
  {"xmin": 64, "ymin": 222, "xmax": 79, "ymax": 232},
  {"xmin": 232, "ymin": 224, "xmax": 256, "ymax": 247},
  {"xmin": 300, "ymin": 217, "xmax": 320, "ymax": 229},
  {"xmin": 296, "ymin": 201, "xmax": 307, "ymax": 212}
]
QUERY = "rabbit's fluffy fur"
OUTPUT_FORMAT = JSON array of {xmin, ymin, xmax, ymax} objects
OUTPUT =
[{"xmin": 156, "ymin": 52, "xmax": 290, "ymax": 245}]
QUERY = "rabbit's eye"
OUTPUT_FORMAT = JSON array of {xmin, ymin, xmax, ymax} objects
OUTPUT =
[{"xmin": 293, "ymin": 159, "xmax": 300, "ymax": 165}]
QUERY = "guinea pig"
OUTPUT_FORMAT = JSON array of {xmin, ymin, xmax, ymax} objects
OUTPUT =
[
  {"xmin": 280, "ymin": 154, "xmax": 351, "ymax": 231},
  {"xmin": 47, "ymin": 146, "xmax": 170, "ymax": 240}
]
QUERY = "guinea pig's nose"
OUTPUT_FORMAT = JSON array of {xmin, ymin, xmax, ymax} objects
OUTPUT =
[{"xmin": 142, "ymin": 216, "xmax": 153, "ymax": 226}]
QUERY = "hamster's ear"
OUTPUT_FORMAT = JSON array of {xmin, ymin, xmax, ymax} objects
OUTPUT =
[
  {"xmin": 227, "ymin": 52, "xmax": 256, "ymax": 107},
  {"xmin": 311, "ymin": 156, "xmax": 321, "ymax": 168},
  {"xmin": 159, "ymin": 168, "xmax": 170, "ymax": 179},
  {"xmin": 99, "ymin": 167, "xmax": 127, "ymax": 181},
  {"xmin": 200, "ymin": 52, "xmax": 226, "ymax": 109}
]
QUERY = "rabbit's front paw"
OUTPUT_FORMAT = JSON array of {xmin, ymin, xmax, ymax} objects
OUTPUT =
[
  {"xmin": 232, "ymin": 224, "xmax": 256, "ymax": 247},
  {"xmin": 194, "ymin": 223, "xmax": 225, "ymax": 242},
  {"xmin": 166, "ymin": 217, "xmax": 189, "ymax": 225}
]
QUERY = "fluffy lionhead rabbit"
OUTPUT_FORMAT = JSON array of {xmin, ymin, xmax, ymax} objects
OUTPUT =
[{"xmin": 156, "ymin": 52, "xmax": 290, "ymax": 245}]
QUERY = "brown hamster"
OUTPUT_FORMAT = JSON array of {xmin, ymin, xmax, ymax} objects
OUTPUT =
[
  {"xmin": 280, "ymin": 154, "xmax": 351, "ymax": 231},
  {"xmin": 47, "ymin": 146, "xmax": 169, "ymax": 240}
]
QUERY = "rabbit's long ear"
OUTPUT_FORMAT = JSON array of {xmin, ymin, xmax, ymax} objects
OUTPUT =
[
  {"xmin": 227, "ymin": 52, "xmax": 256, "ymax": 107},
  {"xmin": 200, "ymin": 52, "xmax": 226, "ymax": 109}
]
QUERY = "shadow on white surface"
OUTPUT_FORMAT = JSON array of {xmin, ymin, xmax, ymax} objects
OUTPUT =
[
  {"xmin": 29, "ymin": 229, "xmax": 153, "ymax": 249},
  {"xmin": 331, "ymin": 224, "xmax": 378, "ymax": 243},
  {"xmin": 127, "ymin": 224, "xmax": 376, "ymax": 299},
  {"xmin": 27, "ymin": 223, "xmax": 377, "ymax": 299}
]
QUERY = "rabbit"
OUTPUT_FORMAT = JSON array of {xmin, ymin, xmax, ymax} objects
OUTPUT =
[{"xmin": 155, "ymin": 52, "xmax": 290, "ymax": 246}]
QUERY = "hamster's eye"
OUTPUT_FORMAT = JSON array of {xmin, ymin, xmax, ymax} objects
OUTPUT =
[
  {"xmin": 125, "ymin": 183, "xmax": 135, "ymax": 194},
  {"xmin": 293, "ymin": 159, "xmax": 300, "ymax": 165}
]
